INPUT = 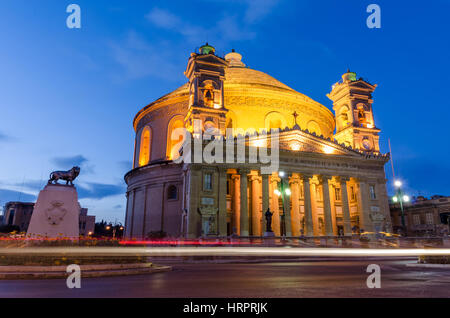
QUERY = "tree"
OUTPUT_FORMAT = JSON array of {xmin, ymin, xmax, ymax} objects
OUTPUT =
[{"xmin": 94, "ymin": 220, "xmax": 124, "ymax": 238}]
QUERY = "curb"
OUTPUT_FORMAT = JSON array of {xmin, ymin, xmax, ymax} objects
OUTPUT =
[
  {"xmin": 148, "ymin": 256, "xmax": 417, "ymax": 264},
  {"xmin": 0, "ymin": 264, "xmax": 171, "ymax": 280},
  {"xmin": 0, "ymin": 263, "xmax": 153, "ymax": 273},
  {"xmin": 406, "ymin": 263, "xmax": 450, "ymax": 269}
]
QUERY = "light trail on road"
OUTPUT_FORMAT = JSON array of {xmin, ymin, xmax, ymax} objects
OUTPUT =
[{"xmin": 1, "ymin": 247, "xmax": 450, "ymax": 257}]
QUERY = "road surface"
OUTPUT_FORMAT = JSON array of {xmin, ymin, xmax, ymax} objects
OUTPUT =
[{"xmin": 1, "ymin": 259, "xmax": 449, "ymax": 298}]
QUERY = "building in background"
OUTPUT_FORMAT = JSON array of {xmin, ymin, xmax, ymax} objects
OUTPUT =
[
  {"xmin": 79, "ymin": 208, "xmax": 95, "ymax": 236},
  {"xmin": 2, "ymin": 202, "xmax": 35, "ymax": 232},
  {"xmin": 389, "ymin": 195, "xmax": 450, "ymax": 236},
  {"xmin": 1, "ymin": 202, "xmax": 96, "ymax": 235}
]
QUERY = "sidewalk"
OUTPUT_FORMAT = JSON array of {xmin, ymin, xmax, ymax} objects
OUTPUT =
[{"xmin": 0, "ymin": 263, "xmax": 171, "ymax": 280}]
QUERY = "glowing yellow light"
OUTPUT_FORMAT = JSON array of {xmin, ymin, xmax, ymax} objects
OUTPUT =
[
  {"xmin": 323, "ymin": 146, "xmax": 334, "ymax": 154},
  {"xmin": 394, "ymin": 180, "xmax": 402, "ymax": 188},
  {"xmin": 213, "ymin": 103, "xmax": 221, "ymax": 109},
  {"xmin": 252, "ymin": 138, "xmax": 266, "ymax": 148},
  {"xmin": 403, "ymin": 195, "xmax": 410, "ymax": 202},
  {"xmin": 139, "ymin": 127, "xmax": 151, "ymax": 167},
  {"xmin": 88, "ymin": 232, "xmax": 93, "ymax": 236},
  {"xmin": 367, "ymin": 124, "xmax": 374, "ymax": 129},
  {"xmin": 274, "ymin": 189, "xmax": 281, "ymax": 196},
  {"xmin": 285, "ymin": 189, "xmax": 291, "ymax": 196},
  {"xmin": 392, "ymin": 196, "xmax": 398, "ymax": 202},
  {"xmin": 290, "ymin": 142, "xmax": 301, "ymax": 151}
]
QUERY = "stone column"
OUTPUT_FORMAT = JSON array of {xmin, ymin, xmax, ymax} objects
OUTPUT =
[
  {"xmin": 339, "ymin": 176, "xmax": 352, "ymax": 236},
  {"xmin": 310, "ymin": 182, "xmax": 320, "ymax": 236},
  {"xmin": 218, "ymin": 168, "xmax": 228, "ymax": 237},
  {"xmin": 250, "ymin": 174, "xmax": 261, "ymax": 236},
  {"xmin": 271, "ymin": 175, "xmax": 281, "ymax": 236},
  {"xmin": 231, "ymin": 174, "xmax": 240, "ymax": 235},
  {"xmin": 261, "ymin": 173, "xmax": 270, "ymax": 232},
  {"xmin": 320, "ymin": 175, "xmax": 334, "ymax": 236},
  {"xmin": 357, "ymin": 178, "xmax": 374, "ymax": 233},
  {"xmin": 239, "ymin": 169, "xmax": 250, "ymax": 236},
  {"xmin": 142, "ymin": 185, "xmax": 148, "ymax": 238},
  {"xmin": 187, "ymin": 167, "xmax": 201, "ymax": 238},
  {"xmin": 289, "ymin": 174, "xmax": 301, "ymax": 236},
  {"xmin": 302, "ymin": 174, "xmax": 314, "ymax": 236},
  {"xmin": 130, "ymin": 189, "xmax": 136, "ymax": 238},
  {"xmin": 281, "ymin": 174, "xmax": 292, "ymax": 237}
]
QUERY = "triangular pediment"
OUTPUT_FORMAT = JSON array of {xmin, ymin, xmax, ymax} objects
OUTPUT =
[
  {"xmin": 278, "ymin": 130, "xmax": 352, "ymax": 155},
  {"xmin": 185, "ymin": 54, "xmax": 229, "ymax": 78},
  {"xmin": 248, "ymin": 128, "xmax": 364, "ymax": 157},
  {"xmin": 195, "ymin": 54, "xmax": 228, "ymax": 66},
  {"xmin": 349, "ymin": 80, "xmax": 377, "ymax": 90}
]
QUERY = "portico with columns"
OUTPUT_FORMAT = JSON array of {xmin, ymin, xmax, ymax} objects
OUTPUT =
[
  {"xmin": 229, "ymin": 173, "xmax": 388, "ymax": 237},
  {"xmin": 182, "ymin": 129, "xmax": 392, "ymax": 238}
]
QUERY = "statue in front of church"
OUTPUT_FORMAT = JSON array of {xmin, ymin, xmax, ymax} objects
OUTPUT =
[
  {"xmin": 29, "ymin": 166, "xmax": 81, "ymax": 239},
  {"xmin": 265, "ymin": 208, "xmax": 273, "ymax": 233},
  {"xmin": 48, "ymin": 166, "xmax": 81, "ymax": 186}
]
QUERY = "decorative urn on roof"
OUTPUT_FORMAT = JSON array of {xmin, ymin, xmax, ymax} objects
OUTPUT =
[
  {"xmin": 199, "ymin": 43, "xmax": 216, "ymax": 55},
  {"xmin": 342, "ymin": 69, "xmax": 357, "ymax": 82}
]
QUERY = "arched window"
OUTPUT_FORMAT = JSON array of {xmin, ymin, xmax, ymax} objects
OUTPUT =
[
  {"xmin": 203, "ymin": 84, "xmax": 215, "ymax": 108},
  {"xmin": 167, "ymin": 116, "xmax": 185, "ymax": 160},
  {"xmin": 338, "ymin": 105, "xmax": 350, "ymax": 130},
  {"xmin": 358, "ymin": 108, "xmax": 366, "ymax": 124},
  {"xmin": 270, "ymin": 119, "xmax": 282, "ymax": 130},
  {"xmin": 139, "ymin": 126, "xmax": 151, "ymax": 167},
  {"xmin": 357, "ymin": 104, "xmax": 367, "ymax": 125},
  {"xmin": 265, "ymin": 112, "xmax": 287, "ymax": 131},
  {"xmin": 167, "ymin": 185, "xmax": 178, "ymax": 200},
  {"xmin": 307, "ymin": 121, "xmax": 322, "ymax": 136}
]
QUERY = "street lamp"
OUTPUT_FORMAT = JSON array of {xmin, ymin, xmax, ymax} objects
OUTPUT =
[
  {"xmin": 274, "ymin": 171, "xmax": 291, "ymax": 237},
  {"xmin": 393, "ymin": 180, "xmax": 409, "ymax": 236},
  {"xmin": 106, "ymin": 222, "xmax": 124, "ymax": 239}
]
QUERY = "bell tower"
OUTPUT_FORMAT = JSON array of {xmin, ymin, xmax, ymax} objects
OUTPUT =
[
  {"xmin": 327, "ymin": 70, "xmax": 380, "ymax": 153},
  {"xmin": 184, "ymin": 43, "xmax": 229, "ymax": 136}
]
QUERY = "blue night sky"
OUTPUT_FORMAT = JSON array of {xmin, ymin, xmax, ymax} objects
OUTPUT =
[{"xmin": 0, "ymin": 0, "xmax": 449, "ymax": 222}]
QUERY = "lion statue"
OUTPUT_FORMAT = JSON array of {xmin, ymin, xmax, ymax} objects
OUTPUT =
[{"xmin": 48, "ymin": 166, "xmax": 81, "ymax": 186}]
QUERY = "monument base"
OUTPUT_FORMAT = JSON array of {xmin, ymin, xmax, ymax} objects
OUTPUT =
[
  {"xmin": 263, "ymin": 231, "xmax": 275, "ymax": 238},
  {"xmin": 27, "ymin": 184, "xmax": 80, "ymax": 239}
]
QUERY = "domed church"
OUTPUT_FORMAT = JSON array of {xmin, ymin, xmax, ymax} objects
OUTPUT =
[{"xmin": 124, "ymin": 43, "xmax": 392, "ymax": 239}]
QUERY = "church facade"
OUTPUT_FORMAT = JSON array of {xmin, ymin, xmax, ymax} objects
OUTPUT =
[{"xmin": 124, "ymin": 44, "xmax": 392, "ymax": 239}]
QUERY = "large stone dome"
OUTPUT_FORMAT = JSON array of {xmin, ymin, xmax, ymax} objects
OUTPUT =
[{"xmin": 132, "ymin": 50, "xmax": 335, "ymax": 163}]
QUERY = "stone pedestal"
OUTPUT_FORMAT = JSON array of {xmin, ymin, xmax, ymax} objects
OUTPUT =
[
  {"xmin": 263, "ymin": 231, "xmax": 275, "ymax": 237},
  {"xmin": 27, "ymin": 185, "xmax": 80, "ymax": 239},
  {"xmin": 199, "ymin": 206, "xmax": 218, "ymax": 237}
]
